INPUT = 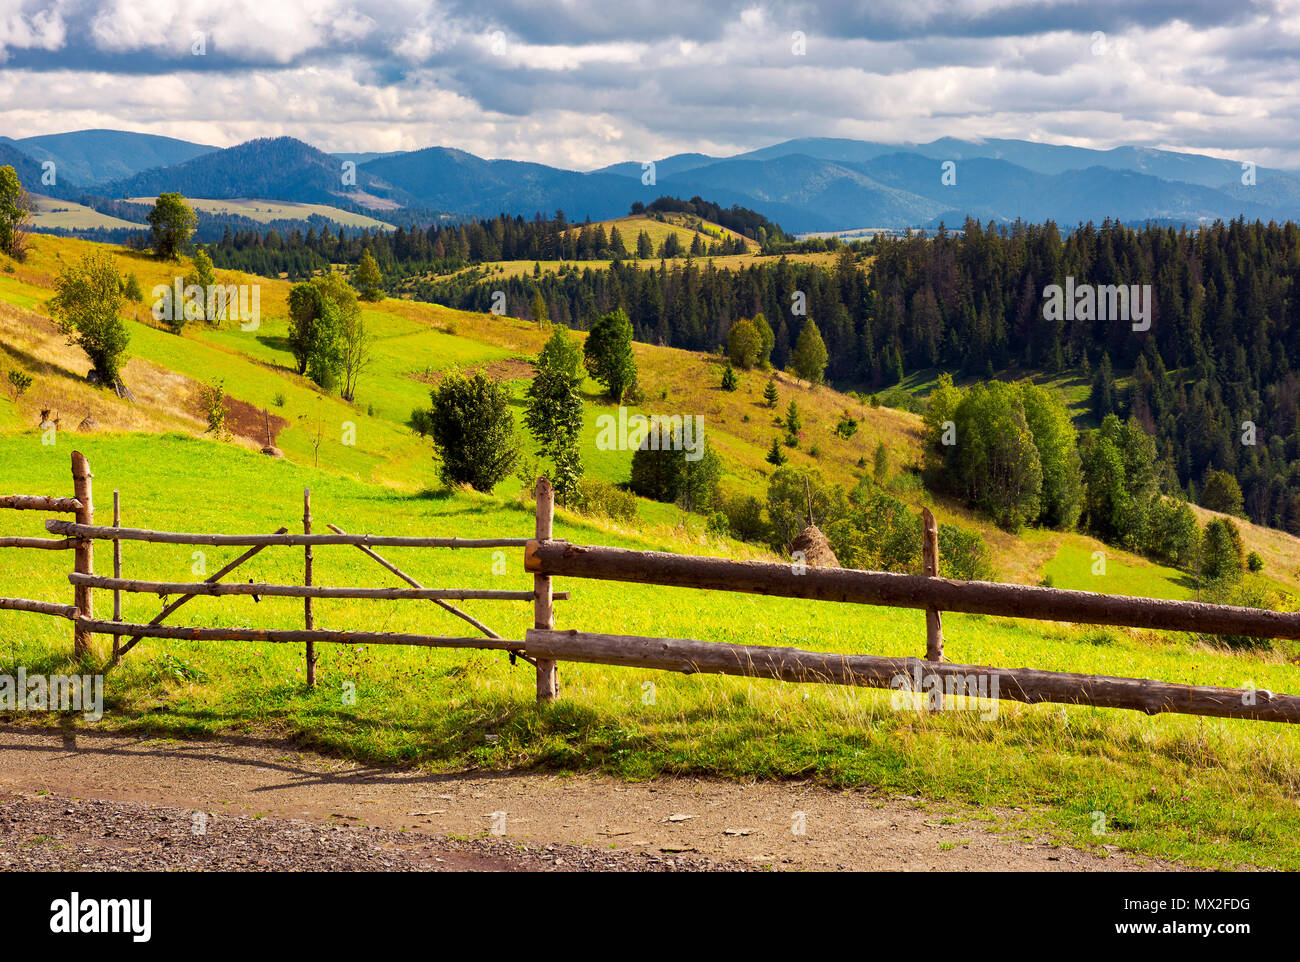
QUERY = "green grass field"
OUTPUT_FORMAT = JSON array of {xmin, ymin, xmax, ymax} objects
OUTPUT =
[
  {"xmin": 29, "ymin": 195, "xmax": 144, "ymax": 231},
  {"xmin": 1039, "ymin": 538, "xmax": 1193, "ymax": 601},
  {"xmin": 126, "ymin": 197, "xmax": 396, "ymax": 230},
  {"xmin": 4, "ymin": 434, "xmax": 1300, "ymax": 869}
]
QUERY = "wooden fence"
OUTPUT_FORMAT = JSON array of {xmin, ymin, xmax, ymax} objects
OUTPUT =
[
  {"xmin": 0, "ymin": 452, "xmax": 564, "ymax": 680},
  {"xmin": 2, "ymin": 451, "xmax": 1300, "ymax": 725}
]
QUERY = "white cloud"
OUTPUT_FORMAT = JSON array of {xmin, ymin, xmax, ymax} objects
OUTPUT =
[{"xmin": 3, "ymin": 0, "xmax": 1300, "ymax": 169}]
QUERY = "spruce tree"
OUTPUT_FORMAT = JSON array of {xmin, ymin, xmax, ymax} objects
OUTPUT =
[
  {"xmin": 792, "ymin": 318, "xmax": 828, "ymax": 386},
  {"xmin": 354, "ymin": 248, "xmax": 384, "ymax": 301}
]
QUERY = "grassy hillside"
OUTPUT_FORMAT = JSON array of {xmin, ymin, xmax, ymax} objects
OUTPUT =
[
  {"xmin": 5, "ymin": 233, "xmax": 1298, "ymax": 595},
  {"xmin": 29, "ymin": 195, "xmax": 144, "ymax": 231},
  {"xmin": 572, "ymin": 212, "xmax": 760, "ymax": 251},
  {"xmin": 6, "ymin": 234, "xmax": 1300, "ymax": 868},
  {"xmin": 127, "ymin": 196, "xmax": 396, "ymax": 230}
]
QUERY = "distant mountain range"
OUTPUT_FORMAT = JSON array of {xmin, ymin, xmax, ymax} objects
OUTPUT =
[{"xmin": 5, "ymin": 128, "xmax": 1299, "ymax": 234}]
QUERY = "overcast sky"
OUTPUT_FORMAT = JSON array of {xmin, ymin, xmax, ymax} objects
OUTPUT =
[{"xmin": 2, "ymin": 0, "xmax": 1299, "ymax": 170}]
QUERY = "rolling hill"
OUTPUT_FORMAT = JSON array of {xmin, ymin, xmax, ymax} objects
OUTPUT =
[
  {"xmin": 8, "ymin": 129, "xmax": 216, "ymax": 187},
  {"xmin": 97, "ymin": 137, "xmax": 413, "ymax": 211},
  {"xmin": 126, "ymin": 197, "xmax": 396, "ymax": 231}
]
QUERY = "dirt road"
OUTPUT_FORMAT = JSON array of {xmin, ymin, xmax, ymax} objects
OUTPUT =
[{"xmin": 0, "ymin": 726, "xmax": 1180, "ymax": 871}]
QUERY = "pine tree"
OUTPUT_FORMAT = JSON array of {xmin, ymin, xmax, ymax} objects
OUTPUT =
[
  {"xmin": 354, "ymin": 249, "xmax": 384, "ymax": 301},
  {"xmin": 785, "ymin": 399, "xmax": 802, "ymax": 434},
  {"xmin": 525, "ymin": 326, "xmax": 585, "ymax": 503},
  {"xmin": 721, "ymin": 361, "xmax": 738, "ymax": 391},
  {"xmin": 792, "ymin": 318, "xmax": 828, "ymax": 386},
  {"xmin": 530, "ymin": 290, "xmax": 549, "ymax": 327},
  {"xmin": 763, "ymin": 378, "xmax": 779, "ymax": 407},
  {"xmin": 1091, "ymin": 352, "xmax": 1116, "ymax": 421},
  {"xmin": 766, "ymin": 437, "xmax": 787, "ymax": 465}
]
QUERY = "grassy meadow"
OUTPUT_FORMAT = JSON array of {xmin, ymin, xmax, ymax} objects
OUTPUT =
[{"xmin": 4, "ymin": 234, "xmax": 1300, "ymax": 869}]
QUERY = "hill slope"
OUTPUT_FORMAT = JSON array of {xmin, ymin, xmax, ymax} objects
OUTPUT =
[
  {"xmin": 4, "ymin": 232, "xmax": 1297, "ymax": 598},
  {"xmin": 99, "ymin": 137, "xmax": 411, "ymax": 210},
  {"xmin": 13, "ymin": 129, "xmax": 217, "ymax": 187}
]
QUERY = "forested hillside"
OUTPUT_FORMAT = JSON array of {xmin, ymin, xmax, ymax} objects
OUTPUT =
[{"xmin": 408, "ymin": 217, "xmax": 1300, "ymax": 535}]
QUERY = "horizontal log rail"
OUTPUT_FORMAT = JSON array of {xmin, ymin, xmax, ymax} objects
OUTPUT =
[
  {"xmin": 69, "ymin": 572, "xmax": 569, "ymax": 602},
  {"xmin": 0, "ymin": 597, "xmax": 78, "ymax": 618},
  {"xmin": 525, "ymin": 540, "xmax": 1300, "ymax": 641},
  {"xmin": 79, "ymin": 616, "xmax": 525, "ymax": 651},
  {"xmin": 114, "ymin": 526, "xmax": 287, "ymax": 661},
  {"xmin": 0, "ymin": 495, "xmax": 82, "ymax": 512},
  {"xmin": 524, "ymin": 629, "xmax": 1300, "ymax": 724},
  {"xmin": 0, "ymin": 536, "xmax": 75, "ymax": 550},
  {"xmin": 47, "ymin": 520, "xmax": 528, "ymax": 549}
]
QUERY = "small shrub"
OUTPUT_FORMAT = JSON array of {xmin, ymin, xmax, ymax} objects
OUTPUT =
[
  {"xmin": 1078, "ymin": 628, "xmax": 1119, "ymax": 646},
  {"xmin": 7, "ymin": 369, "xmax": 33, "ymax": 397},
  {"xmin": 122, "ymin": 272, "xmax": 144, "ymax": 302},
  {"xmin": 705, "ymin": 511, "xmax": 730, "ymax": 537},
  {"xmin": 719, "ymin": 493, "xmax": 768, "ymax": 543},
  {"xmin": 1247, "ymin": 551, "xmax": 1264, "ymax": 572},
  {"xmin": 514, "ymin": 452, "xmax": 541, "ymax": 494},
  {"xmin": 937, "ymin": 523, "xmax": 994, "ymax": 581},
  {"xmin": 570, "ymin": 478, "xmax": 638, "ymax": 522},
  {"xmin": 197, "ymin": 380, "xmax": 229, "ymax": 437},
  {"xmin": 272, "ymin": 391, "xmax": 286, "ymax": 407}
]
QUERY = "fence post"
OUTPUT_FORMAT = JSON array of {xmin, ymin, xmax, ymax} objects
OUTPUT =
[
  {"xmin": 921, "ymin": 507, "xmax": 943, "ymax": 663},
  {"xmin": 112, "ymin": 489, "xmax": 122, "ymax": 660},
  {"xmin": 71, "ymin": 451, "xmax": 94, "ymax": 658},
  {"xmin": 534, "ymin": 476, "xmax": 557, "ymax": 702},
  {"xmin": 304, "ymin": 488, "xmax": 316, "ymax": 687}
]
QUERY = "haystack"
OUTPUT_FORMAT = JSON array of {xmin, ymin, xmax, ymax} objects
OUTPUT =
[{"xmin": 790, "ymin": 524, "xmax": 839, "ymax": 568}]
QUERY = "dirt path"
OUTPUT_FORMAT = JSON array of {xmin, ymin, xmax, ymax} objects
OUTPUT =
[{"xmin": 0, "ymin": 726, "xmax": 1180, "ymax": 871}]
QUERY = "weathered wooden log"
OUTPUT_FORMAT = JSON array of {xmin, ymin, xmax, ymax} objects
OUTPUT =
[
  {"xmin": 70, "ymin": 452, "xmax": 94, "ymax": 658},
  {"xmin": 68, "ymin": 572, "xmax": 567, "ymax": 601},
  {"xmin": 304, "ymin": 488, "xmax": 315, "ymax": 687},
  {"xmin": 0, "ymin": 537, "xmax": 75, "ymax": 549},
  {"xmin": 523, "ymin": 629, "xmax": 1300, "ymax": 724},
  {"xmin": 0, "ymin": 597, "xmax": 78, "ymax": 618},
  {"xmin": 524, "ymin": 540, "xmax": 1300, "ymax": 641},
  {"xmin": 47, "ymin": 520, "xmax": 528, "ymax": 549},
  {"xmin": 534, "ymin": 477, "xmax": 558, "ymax": 702},
  {"xmin": 112, "ymin": 489, "xmax": 122, "ymax": 627},
  {"xmin": 0, "ymin": 495, "xmax": 82, "ymax": 512},
  {"xmin": 921, "ymin": 507, "xmax": 943, "ymax": 663},
  {"xmin": 80, "ymin": 617, "xmax": 525, "ymax": 651}
]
